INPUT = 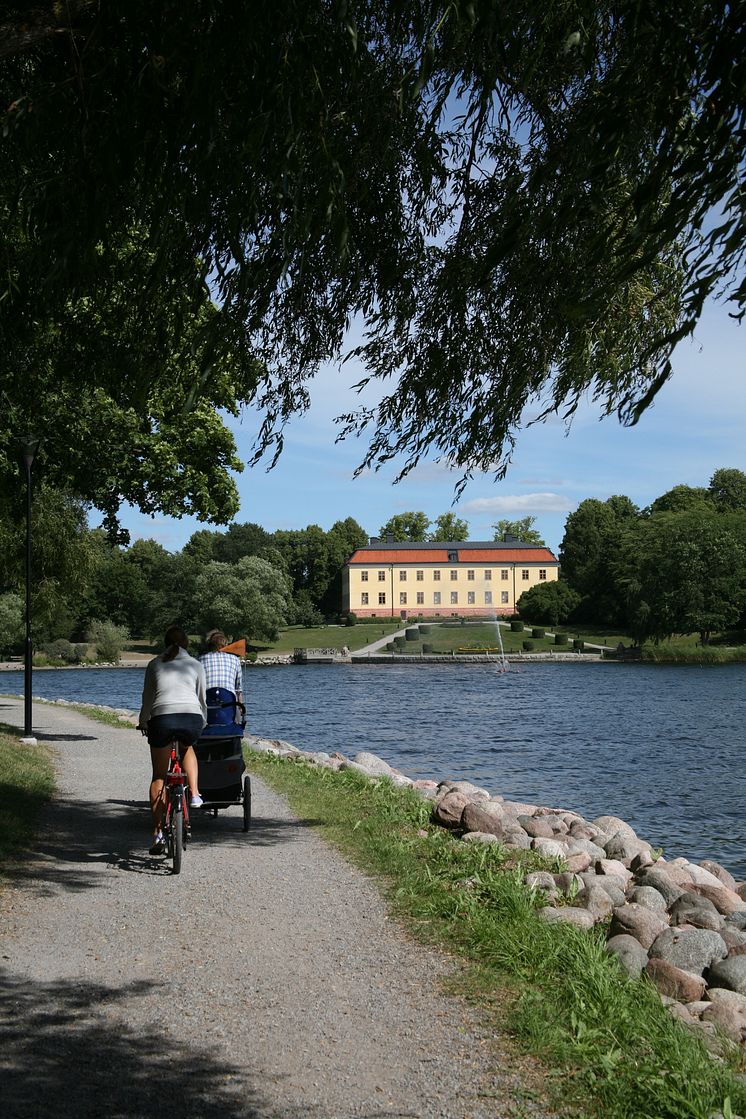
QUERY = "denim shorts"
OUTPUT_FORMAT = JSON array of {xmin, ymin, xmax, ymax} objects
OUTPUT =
[{"xmin": 146, "ymin": 713, "xmax": 205, "ymax": 750}]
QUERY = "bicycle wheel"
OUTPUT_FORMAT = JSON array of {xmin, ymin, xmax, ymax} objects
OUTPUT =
[
  {"xmin": 242, "ymin": 774, "xmax": 252, "ymax": 832},
  {"xmin": 172, "ymin": 802, "xmax": 184, "ymax": 874}
]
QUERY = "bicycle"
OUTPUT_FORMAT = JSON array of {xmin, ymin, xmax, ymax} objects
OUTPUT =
[{"xmin": 163, "ymin": 742, "xmax": 191, "ymax": 874}]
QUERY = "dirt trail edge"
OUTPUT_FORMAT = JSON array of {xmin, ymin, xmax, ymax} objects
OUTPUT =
[{"xmin": 0, "ymin": 697, "xmax": 554, "ymax": 1119}]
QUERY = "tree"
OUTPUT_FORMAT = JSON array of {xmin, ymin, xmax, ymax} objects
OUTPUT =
[
  {"xmin": 85, "ymin": 619, "xmax": 130, "ymax": 664},
  {"xmin": 213, "ymin": 523, "xmax": 273, "ymax": 565},
  {"xmin": 2, "ymin": 3, "xmax": 743, "ymax": 502},
  {"xmin": 648, "ymin": 485, "xmax": 714, "ymax": 515},
  {"xmin": 709, "ymin": 469, "xmax": 746, "ymax": 513},
  {"xmin": 429, "ymin": 513, "xmax": 469, "ymax": 541},
  {"xmin": 0, "ymin": 226, "xmax": 261, "ymax": 537},
  {"xmin": 559, "ymin": 496, "xmax": 639, "ymax": 624},
  {"xmin": 615, "ymin": 511, "xmax": 746, "ymax": 644},
  {"xmin": 492, "ymin": 517, "xmax": 545, "ymax": 545},
  {"xmin": 517, "ymin": 581, "xmax": 581, "ymax": 628},
  {"xmin": 192, "ymin": 556, "xmax": 292, "ymax": 644},
  {"xmin": 0, "ymin": 592, "xmax": 24, "ymax": 657},
  {"xmin": 378, "ymin": 513, "xmax": 431, "ymax": 542}
]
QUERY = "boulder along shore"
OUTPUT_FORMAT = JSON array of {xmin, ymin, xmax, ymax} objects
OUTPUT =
[{"xmin": 35, "ymin": 698, "xmax": 746, "ymax": 1059}]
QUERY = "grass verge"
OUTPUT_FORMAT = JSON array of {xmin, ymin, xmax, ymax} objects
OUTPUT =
[
  {"xmin": 246, "ymin": 751, "xmax": 746, "ymax": 1119},
  {"xmin": 0, "ymin": 724, "xmax": 55, "ymax": 876}
]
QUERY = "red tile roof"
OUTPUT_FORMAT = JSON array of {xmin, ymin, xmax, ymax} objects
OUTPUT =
[
  {"xmin": 348, "ymin": 549, "xmax": 450, "ymax": 563},
  {"xmin": 458, "ymin": 548, "xmax": 557, "ymax": 563}
]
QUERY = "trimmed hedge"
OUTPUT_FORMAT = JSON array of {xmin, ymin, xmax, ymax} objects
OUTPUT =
[
  {"xmin": 554, "ymin": 632, "xmax": 569, "ymax": 645},
  {"xmin": 405, "ymin": 627, "xmax": 419, "ymax": 641},
  {"xmin": 522, "ymin": 639, "xmax": 534, "ymax": 651},
  {"xmin": 531, "ymin": 627, "xmax": 545, "ymax": 639},
  {"xmin": 422, "ymin": 642, "xmax": 433, "ymax": 654},
  {"xmin": 510, "ymin": 620, "xmax": 524, "ymax": 632}
]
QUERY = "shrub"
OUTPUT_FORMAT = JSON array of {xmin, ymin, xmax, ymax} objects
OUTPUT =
[
  {"xmin": 531, "ymin": 627, "xmax": 545, "ymax": 639},
  {"xmin": 245, "ymin": 651, "xmax": 258, "ymax": 663},
  {"xmin": 422, "ymin": 642, "xmax": 433, "ymax": 654},
  {"xmin": 385, "ymin": 642, "xmax": 395, "ymax": 651},
  {"xmin": 405, "ymin": 627, "xmax": 419, "ymax": 641},
  {"xmin": 554, "ymin": 632, "xmax": 569, "ymax": 645},
  {"xmin": 522, "ymin": 639, "xmax": 534, "ymax": 651},
  {"xmin": 41, "ymin": 639, "xmax": 82, "ymax": 664},
  {"xmin": 419, "ymin": 624, "xmax": 431, "ymax": 634},
  {"xmin": 510, "ymin": 620, "xmax": 524, "ymax": 632},
  {"xmin": 85, "ymin": 619, "xmax": 129, "ymax": 663},
  {"xmin": 393, "ymin": 636, "xmax": 406, "ymax": 648},
  {"xmin": 345, "ymin": 612, "xmax": 357, "ymax": 627},
  {"xmin": 573, "ymin": 638, "xmax": 585, "ymax": 652}
]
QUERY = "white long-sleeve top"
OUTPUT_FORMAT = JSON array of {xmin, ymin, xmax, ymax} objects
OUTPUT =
[{"xmin": 138, "ymin": 647, "xmax": 208, "ymax": 728}]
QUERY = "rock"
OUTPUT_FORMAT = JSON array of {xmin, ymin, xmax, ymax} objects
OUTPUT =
[
  {"xmin": 568, "ymin": 821, "xmax": 602, "ymax": 842},
  {"xmin": 502, "ymin": 828, "xmax": 531, "ymax": 850},
  {"xmin": 538, "ymin": 906, "xmax": 595, "ymax": 930},
  {"xmin": 689, "ymin": 882, "xmax": 746, "ymax": 916},
  {"xmin": 669, "ymin": 892, "xmax": 724, "ymax": 932},
  {"xmin": 707, "ymin": 956, "xmax": 746, "ymax": 995},
  {"xmin": 684, "ymin": 1001, "xmax": 711, "ymax": 1018},
  {"xmin": 565, "ymin": 837, "xmax": 607, "ymax": 861},
  {"xmin": 648, "ymin": 927, "xmax": 727, "ymax": 975},
  {"xmin": 701, "ymin": 1001, "xmax": 746, "ymax": 1043},
  {"xmin": 525, "ymin": 871, "xmax": 558, "ymax": 895},
  {"xmin": 630, "ymin": 850, "xmax": 655, "ymax": 873},
  {"xmin": 645, "ymin": 958, "xmax": 706, "ymax": 1002},
  {"xmin": 352, "ymin": 751, "xmax": 398, "ymax": 776},
  {"xmin": 605, "ymin": 934, "xmax": 649, "ymax": 977},
  {"xmin": 565, "ymin": 852, "xmax": 593, "ymax": 873},
  {"xmin": 390, "ymin": 774, "xmax": 413, "ymax": 787},
  {"xmin": 462, "ymin": 831, "xmax": 500, "ymax": 845},
  {"xmin": 686, "ymin": 863, "xmax": 729, "ymax": 890},
  {"xmin": 635, "ymin": 868, "xmax": 686, "ymax": 907},
  {"xmin": 628, "ymin": 886, "xmax": 669, "ymax": 913},
  {"xmin": 502, "ymin": 801, "xmax": 538, "ymax": 816},
  {"xmin": 592, "ymin": 815, "xmax": 638, "ymax": 840},
  {"xmin": 725, "ymin": 912, "xmax": 746, "ymax": 930},
  {"xmin": 531, "ymin": 837, "xmax": 568, "ymax": 859},
  {"xmin": 432, "ymin": 790, "xmax": 470, "ymax": 827},
  {"xmin": 706, "ymin": 988, "xmax": 746, "ymax": 1013},
  {"xmin": 342, "ymin": 760, "xmax": 380, "ymax": 777},
  {"xmin": 700, "ymin": 860, "xmax": 738, "ymax": 892},
  {"xmin": 595, "ymin": 858, "xmax": 632, "ymax": 881},
  {"xmin": 609, "ymin": 904, "xmax": 669, "ymax": 949},
  {"xmin": 461, "ymin": 800, "xmax": 506, "ymax": 838},
  {"xmin": 539, "ymin": 813, "xmax": 569, "ymax": 835},
  {"xmin": 411, "ymin": 779, "xmax": 439, "ymax": 798},
  {"xmin": 737, "ymin": 883, "xmax": 746, "ymax": 902},
  {"xmin": 440, "ymin": 779, "xmax": 491, "ymax": 800},
  {"xmin": 722, "ymin": 927, "xmax": 746, "ymax": 950},
  {"xmin": 518, "ymin": 815, "xmax": 555, "ymax": 839},
  {"xmin": 555, "ymin": 871, "xmax": 583, "ymax": 896},
  {"xmin": 603, "ymin": 833, "xmax": 652, "ymax": 863},
  {"xmin": 580, "ymin": 874, "xmax": 626, "ymax": 906},
  {"xmin": 576, "ymin": 884, "xmax": 614, "ymax": 921}
]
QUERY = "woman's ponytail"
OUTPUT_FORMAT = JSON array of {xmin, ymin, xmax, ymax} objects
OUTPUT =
[{"xmin": 163, "ymin": 625, "xmax": 188, "ymax": 662}]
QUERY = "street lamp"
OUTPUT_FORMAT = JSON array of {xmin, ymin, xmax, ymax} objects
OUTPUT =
[{"xmin": 20, "ymin": 437, "xmax": 40, "ymax": 742}]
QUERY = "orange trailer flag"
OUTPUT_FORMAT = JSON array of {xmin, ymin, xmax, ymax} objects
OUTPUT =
[{"xmin": 219, "ymin": 638, "xmax": 247, "ymax": 657}]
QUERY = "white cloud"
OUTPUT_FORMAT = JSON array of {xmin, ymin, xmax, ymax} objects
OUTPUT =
[{"xmin": 461, "ymin": 492, "xmax": 576, "ymax": 515}]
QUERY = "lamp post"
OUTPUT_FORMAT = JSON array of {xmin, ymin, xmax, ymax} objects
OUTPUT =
[{"xmin": 20, "ymin": 437, "xmax": 40, "ymax": 742}]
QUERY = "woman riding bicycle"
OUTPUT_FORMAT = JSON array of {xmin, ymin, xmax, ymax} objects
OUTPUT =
[{"xmin": 138, "ymin": 625, "xmax": 207, "ymax": 855}]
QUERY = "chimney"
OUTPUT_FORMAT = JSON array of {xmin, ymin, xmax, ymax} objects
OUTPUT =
[{"xmin": 369, "ymin": 536, "xmax": 379, "ymax": 545}]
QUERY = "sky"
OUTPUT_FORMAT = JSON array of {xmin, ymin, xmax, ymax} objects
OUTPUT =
[{"xmin": 114, "ymin": 294, "xmax": 745, "ymax": 558}]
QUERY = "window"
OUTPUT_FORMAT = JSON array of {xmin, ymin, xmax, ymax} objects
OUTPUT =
[
  {"xmin": 467, "ymin": 591, "xmax": 475, "ymax": 604},
  {"xmin": 450, "ymin": 591, "xmax": 458, "ymax": 604},
  {"xmin": 433, "ymin": 570, "xmax": 441, "ymax": 581},
  {"xmin": 448, "ymin": 550, "xmax": 458, "ymax": 561},
  {"xmin": 360, "ymin": 570, "xmax": 368, "ymax": 582},
  {"xmin": 467, "ymin": 569, "xmax": 475, "ymax": 581},
  {"xmin": 501, "ymin": 569, "xmax": 508, "ymax": 580},
  {"xmin": 378, "ymin": 592, "xmax": 386, "ymax": 605},
  {"xmin": 361, "ymin": 592, "xmax": 369, "ymax": 605},
  {"xmin": 416, "ymin": 570, "xmax": 424, "ymax": 581},
  {"xmin": 522, "ymin": 569, "xmax": 529, "ymax": 580},
  {"xmin": 399, "ymin": 570, "xmax": 407, "ymax": 581},
  {"xmin": 539, "ymin": 569, "xmax": 547, "ymax": 580},
  {"xmin": 399, "ymin": 592, "xmax": 407, "ymax": 605},
  {"xmin": 433, "ymin": 591, "xmax": 441, "ymax": 605},
  {"xmin": 378, "ymin": 570, "xmax": 386, "ymax": 581},
  {"xmin": 450, "ymin": 569, "xmax": 458, "ymax": 581},
  {"xmin": 416, "ymin": 591, "xmax": 424, "ymax": 605},
  {"xmin": 501, "ymin": 591, "xmax": 509, "ymax": 604},
  {"xmin": 484, "ymin": 591, "xmax": 492, "ymax": 605},
  {"xmin": 484, "ymin": 569, "xmax": 492, "ymax": 580}
]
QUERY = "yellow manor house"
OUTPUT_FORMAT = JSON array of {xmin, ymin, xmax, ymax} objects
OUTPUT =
[{"xmin": 343, "ymin": 539, "xmax": 559, "ymax": 620}]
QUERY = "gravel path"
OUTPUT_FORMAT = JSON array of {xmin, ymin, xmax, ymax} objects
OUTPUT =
[{"xmin": 0, "ymin": 697, "xmax": 553, "ymax": 1119}]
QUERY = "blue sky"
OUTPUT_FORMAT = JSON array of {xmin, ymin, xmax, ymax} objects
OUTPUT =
[{"xmin": 116, "ymin": 295, "xmax": 744, "ymax": 557}]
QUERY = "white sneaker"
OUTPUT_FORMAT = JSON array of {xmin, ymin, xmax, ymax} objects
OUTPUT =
[{"xmin": 190, "ymin": 793, "xmax": 204, "ymax": 809}]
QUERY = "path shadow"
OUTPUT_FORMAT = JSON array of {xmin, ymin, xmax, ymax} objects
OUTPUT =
[
  {"xmin": 35, "ymin": 732, "xmax": 99, "ymax": 742},
  {"xmin": 0, "ymin": 969, "xmax": 424, "ymax": 1119}
]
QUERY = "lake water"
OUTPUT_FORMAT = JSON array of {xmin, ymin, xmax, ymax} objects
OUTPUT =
[{"xmin": 3, "ymin": 662, "xmax": 745, "ymax": 877}]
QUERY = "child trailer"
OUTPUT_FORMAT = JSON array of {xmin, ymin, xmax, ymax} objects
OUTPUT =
[{"xmin": 193, "ymin": 686, "xmax": 251, "ymax": 831}]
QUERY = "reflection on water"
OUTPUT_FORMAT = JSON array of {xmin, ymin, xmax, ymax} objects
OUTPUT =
[{"xmin": 3, "ymin": 662, "xmax": 745, "ymax": 876}]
